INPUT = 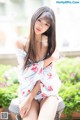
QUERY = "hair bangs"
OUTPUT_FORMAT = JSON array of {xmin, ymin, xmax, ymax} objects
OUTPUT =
[{"xmin": 39, "ymin": 12, "xmax": 53, "ymax": 25}]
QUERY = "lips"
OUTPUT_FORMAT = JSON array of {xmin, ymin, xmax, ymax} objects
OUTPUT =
[{"xmin": 36, "ymin": 28, "xmax": 41, "ymax": 32}]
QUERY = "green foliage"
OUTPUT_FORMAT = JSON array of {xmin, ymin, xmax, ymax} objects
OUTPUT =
[
  {"xmin": 54, "ymin": 57, "xmax": 80, "ymax": 116},
  {"xmin": 0, "ymin": 64, "xmax": 19, "ymax": 107},
  {"xmin": 55, "ymin": 57, "xmax": 80, "ymax": 84},
  {"xmin": 59, "ymin": 83, "xmax": 80, "ymax": 115},
  {"xmin": 0, "ymin": 84, "xmax": 18, "ymax": 107}
]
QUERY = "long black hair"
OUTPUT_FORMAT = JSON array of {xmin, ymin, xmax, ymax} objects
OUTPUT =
[{"xmin": 23, "ymin": 6, "xmax": 56, "ymax": 70}]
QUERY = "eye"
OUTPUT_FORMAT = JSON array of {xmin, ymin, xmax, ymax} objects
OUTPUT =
[
  {"xmin": 37, "ymin": 19, "xmax": 41, "ymax": 22},
  {"xmin": 45, "ymin": 23, "xmax": 50, "ymax": 27},
  {"xmin": 45, "ymin": 23, "xmax": 48, "ymax": 26}
]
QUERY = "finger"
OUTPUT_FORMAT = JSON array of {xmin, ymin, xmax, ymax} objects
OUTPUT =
[
  {"xmin": 20, "ymin": 107, "xmax": 25, "ymax": 114},
  {"xmin": 23, "ymin": 110, "xmax": 28, "ymax": 117},
  {"xmin": 21, "ymin": 111, "xmax": 26, "ymax": 118},
  {"xmin": 20, "ymin": 109, "xmax": 25, "ymax": 117},
  {"xmin": 20, "ymin": 108, "xmax": 24, "ymax": 113},
  {"xmin": 22, "ymin": 110, "xmax": 28, "ymax": 118}
]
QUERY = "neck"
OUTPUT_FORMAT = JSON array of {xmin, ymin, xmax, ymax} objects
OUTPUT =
[{"xmin": 35, "ymin": 34, "xmax": 42, "ymax": 42}]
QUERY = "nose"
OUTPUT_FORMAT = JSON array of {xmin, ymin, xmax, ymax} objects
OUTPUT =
[{"xmin": 39, "ymin": 23, "xmax": 43, "ymax": 29}]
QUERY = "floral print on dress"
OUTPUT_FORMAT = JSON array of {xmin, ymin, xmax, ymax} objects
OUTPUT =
[
  {"xmin": 16, "ymin": 48, "xmax": 61, "ymax": 102},
  {"xmin": 31, "ymin": 66, "xmax": 38, "ymax": 72}
]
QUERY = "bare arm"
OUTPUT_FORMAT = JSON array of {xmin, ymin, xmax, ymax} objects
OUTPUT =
[
  {"xmin": 19, "ymin": 81, "xmax": 41, "ymax": 117},
  {"xmin": 29, "ymin": 81, "xmax": 41, "ymax": 101},
  {"xmin": 43, "ymin": 57, "xmax": 53, "ymax": 68}
]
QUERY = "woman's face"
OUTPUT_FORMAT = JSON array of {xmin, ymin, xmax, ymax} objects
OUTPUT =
[{"xmin": 34, "ymin": 17, "xmax": 50, "ymax": 35}]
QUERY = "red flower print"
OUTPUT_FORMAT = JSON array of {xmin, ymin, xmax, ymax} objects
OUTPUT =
[
  {"xmin": 28, "ymin": 89, "xmax": 30, "ymax": 93},
  {"xmin": 38, "ymin": 68, "xmax": 43, "ymax": 74},
  {"xmin": 41, "ymin": 93, "xmax": 47, "ymax": 97},
  {"xmin": 48, "ymin": 86, "xmax": 53, "ymax": 91},
  {"xmin": 33, "ymin": 63, "xmax": 36, "ymax": 66},
  {"xmin": 31, "ymin": 66, "xmax": 38, "ymax": 72},
  {"xmin": 22, "ymin": 91, "xmax": 25, "ymax": 94},
  {"xmin": 47, "ymin": 73, "xmax": 52, "ymax": 79}
]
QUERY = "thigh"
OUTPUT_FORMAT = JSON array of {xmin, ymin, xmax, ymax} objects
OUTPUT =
[
  {"xmin": 23, "ymin": 99, "xmax": 40, "ymax": 120},
  {"xmin": 38, "ymin": 96, "xmax": 58, "ymax": 120}
]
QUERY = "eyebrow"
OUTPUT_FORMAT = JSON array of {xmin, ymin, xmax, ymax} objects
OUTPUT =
[{"xmin": 38, "ymin": 18, "xmax": 50, "ymax": 25}]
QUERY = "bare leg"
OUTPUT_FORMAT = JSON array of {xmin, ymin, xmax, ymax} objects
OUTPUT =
[
  {"xmin": 38, "ymin": 96, "xmax": 58, "ymax": 120},
  {"xmin": 22, "ymin": 99, "xmax": 40, "ymax": 120}
]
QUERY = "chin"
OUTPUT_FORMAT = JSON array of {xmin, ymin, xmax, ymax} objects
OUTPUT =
[{"xmin": 35, "ymin": 32, "xmax": 42, "ymax": 35}]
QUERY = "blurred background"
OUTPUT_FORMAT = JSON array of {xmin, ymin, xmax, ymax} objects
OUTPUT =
[{"xmin": 0, "ymin": 0, "xmax": 80, "ymax": 65}]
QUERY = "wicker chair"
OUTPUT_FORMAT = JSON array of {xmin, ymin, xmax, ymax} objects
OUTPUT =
[{"xmin": 9, "ymin": 97, "xmax": 65, "ymax": 120}]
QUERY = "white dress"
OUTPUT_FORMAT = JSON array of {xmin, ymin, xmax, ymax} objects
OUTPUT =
[{"xmin": 16, "ymin": 48, "xmax": 61, "ymax": 103}]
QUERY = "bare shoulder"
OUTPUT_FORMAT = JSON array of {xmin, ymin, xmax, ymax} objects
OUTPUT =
[{"xmin": 15, "ymin": 36, "xmax": 29, "ymax": 51}]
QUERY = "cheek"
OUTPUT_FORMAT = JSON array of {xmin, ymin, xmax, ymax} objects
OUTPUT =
[
  {"xmin": 34, "ymin": 23, "xmax": 36, "ymax": 29},
  {"xmin": 35, "ymin": 21, "xmax": 39, "ymax": 27},
  {"xmin": 34, "ymin": 21, "xmax": 38, "ymax": 27}
]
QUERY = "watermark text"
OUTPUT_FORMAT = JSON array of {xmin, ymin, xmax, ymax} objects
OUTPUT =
[{"xmin": 56, "ymin": 1, "xmax": 80, "ymax": 4}]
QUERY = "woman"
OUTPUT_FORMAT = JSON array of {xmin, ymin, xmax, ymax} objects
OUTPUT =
[{"xmin": 15, "ymin": 6, "xmax": 61, "ymax": 120}]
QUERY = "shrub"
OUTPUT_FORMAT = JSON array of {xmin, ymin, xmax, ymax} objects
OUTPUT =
[
  {"xmin": 59, "ymin": 83, "xmax": 80, "ymax": 115},
  {"xmin": 54, "ymin": 57, "xmax": 80, "ymax": 116},
  {"xmin": 55, "ymin": 57, "xmax": 80, "ymax": 84},
  {"xmin": 0, "ymin": 64, "xmax": 19, "ymax": 107},
  {"xmin": 0, "ymin": 84, "xmax": 18, "ymax": 107}
]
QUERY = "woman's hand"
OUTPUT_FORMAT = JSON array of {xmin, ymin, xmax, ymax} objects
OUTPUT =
[
  {"xmin": 19, "ymin": 81, "xmax": 41, "ymax": 118},
  {"xmin": 19, "ymin": 94, "xmax": 33, "ymax": 118}
]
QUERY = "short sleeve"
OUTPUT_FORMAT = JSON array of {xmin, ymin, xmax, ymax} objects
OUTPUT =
[{"xmin": 15, "ymin": 48, "xmax": 27, "ymax": 65}]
